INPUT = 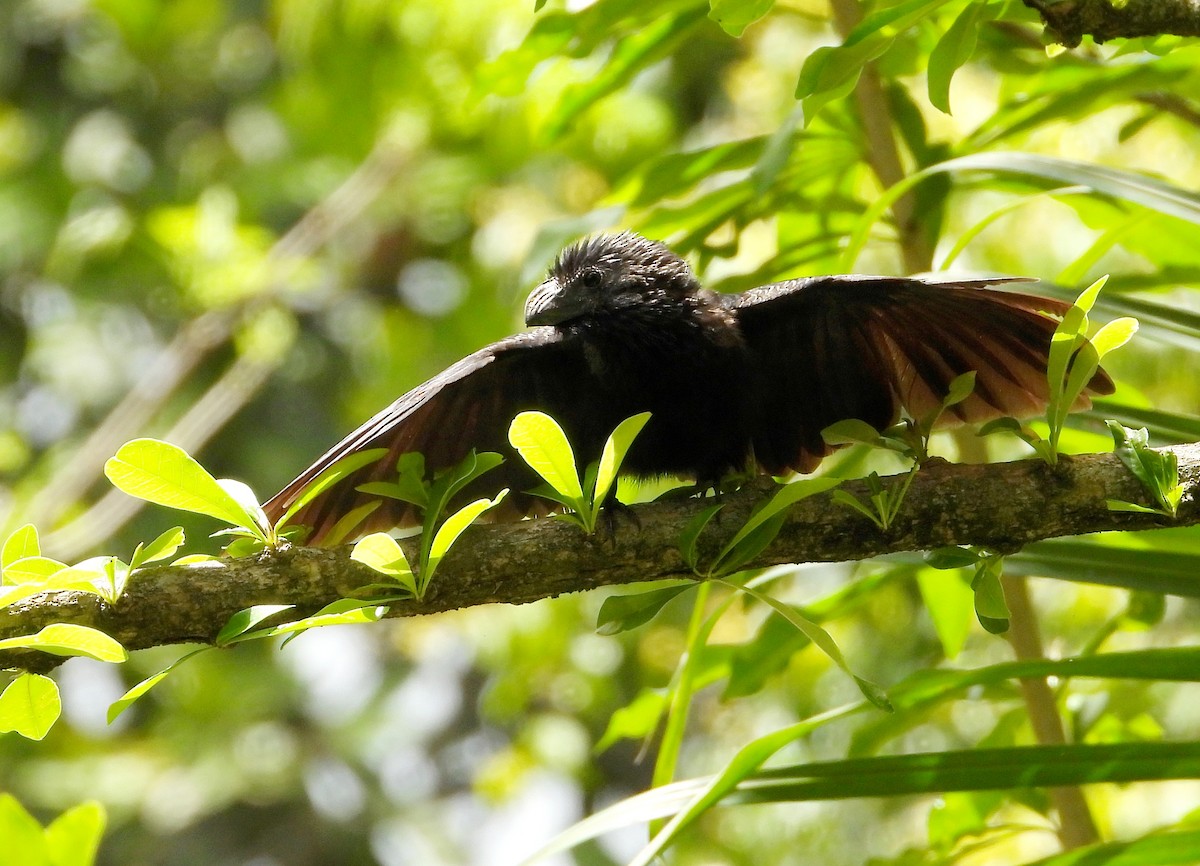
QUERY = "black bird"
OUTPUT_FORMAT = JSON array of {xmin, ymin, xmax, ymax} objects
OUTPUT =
[{"xmin": 264, "ymin": 232, "xmax": 1112, "ymax": 545}]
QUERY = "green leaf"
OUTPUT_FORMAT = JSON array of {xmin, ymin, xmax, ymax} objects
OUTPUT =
[
  {"xmin": 350, "ymin": 533, "xmax": 413, "ymax": 575},
  {"xmin": 0, "ymin": 793, "xmax": 48, "ymax": 863},
  {"xmin": 916, "ymin": 567, "xmax": 974, "ymax": 659},
  {"xmin": 45, "ymin": 801, "xmax": 106, "ymax": 866},
  {"xmin": 0, "ymin": 624, "xmax": 127, "ymax": 662},
  {"xmin": 707, "ymin": 0, "xmax": 773, "ymax": 37},
  {"xmin": 714, "ymin": 477, "xmax": 840, "ymax": 573},
  {"xmin": 924, "ymin": 546, "xmax": 981, "ymax": 570},
  {"xmin": 277, "ymin": 448, "xmax": 389, "ymax": 529},
  {"xmin": 719, "ymin": 579, "xmax": 891, "ymax": 710},
  {"xmin": 128, "ymin": 527, "xmax": 186, "ymax": 573},
  {"xmin": 0, "ymin": 673, "xmax": 61, "ymax": 740},
  {"xmin": 596, "ymin": 583, "xmax": 695, "ymax": 635},
  {"xmin": 425, "ymin": 491, "xmax": 509, "ymax": 589},
  {"xmin": 596, "ymin": 688, "xmax": 668, "ymax": 752},
  {"xmin": 107, "ymin": 648, "xmax": 209, "ymax": 723},
  {"xmin": 242, "ymin": 605, "xmax": 387, "ymax": 640},
  {"xmin": 1107, "ymin": 421, "xmax": 1182, "ymax": 516},
  {"xmin": 104, "ymin": 438, "xmax": 261, "ymax": 530},
  {"xmin": 1, "ymin": 524, "xmax": 39, "ymax": 573},
  {"xmin": 594, "ymin": 412, "xmax": 651, "ymax": 506},
  {"xmin": 971, "ymin": 559, "xmax": 1010, "ymax": 633},
  {"xmin": 509, "ymin": 411, "xmax": 584, "ymax": 502},
  {"xmin": 678, "ymin": 503, "xmax": 723, "ymax": 572},
  {"xmin": 821, "ymin": 418, "xmax": 887, "ymax": 448},
  {"xmin": 3, "ymin": 556, "xmax": 68, "ymax": 584},
  {"xmin": 927, "ymin": 0, "xmax": 998, "ymax": 114},
  {"xmin": 216, "ymin": 604, "xmax": 295, "ymax": 645}
]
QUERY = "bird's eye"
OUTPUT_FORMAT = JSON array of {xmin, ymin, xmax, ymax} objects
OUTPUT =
[{"xmin": 581, "ymin": 270, "xmax": 603, "ymax": 289}]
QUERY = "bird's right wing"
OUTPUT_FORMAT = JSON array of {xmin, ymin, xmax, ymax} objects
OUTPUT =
[
  {"xmin": 729, "ymin": 276, "xmax": 1113, "ymax": 474},
  {"xmin": 263, "ymin": 328, "xmax": 598, "ymax": 545}
]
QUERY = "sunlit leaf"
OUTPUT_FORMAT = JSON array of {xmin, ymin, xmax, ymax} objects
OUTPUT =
[
  {"xmin": 596, "ymin": 583, "xmax": 694, "ymax": 635},
  {"xmin": 425, "ymin": 491, "xmax": 508, "ymax": 587},
  {"xmin": 1, "ymin": 524, "xmax": 39, "ymax": 574},
  {"xmin": 0, "ymin": 623, "xmax": 127, "ymax": 662},
  {"xmin": 708, "ymin": 0, "xmax": 773, "ymax": 37},
  {"xmin": 0, "ymin": 673, "xmax": 61, "ymax": 740},
  {"xmin": 594, "ymin": 412, "xmax": 651, "ymax": 505},
  {"xmin": 216, "ymin": 604, "xmax": 295, "ymax": 645},
  {"xmin": 509, "ymin": 411, "xmax": 584, "ymax": 501},
  {"xmin": 104, "ymin": 438, "xmax": 260, "ymax": 530},
  {"xmin": 45, "ymin": 800, "xmax": 107, "ymax": 866}
]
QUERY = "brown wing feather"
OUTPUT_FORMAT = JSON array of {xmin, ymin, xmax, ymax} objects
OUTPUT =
[
  {"xmin": 263, "ymin": 328, "xmax": 595, "ymax": 545},
  {"xmin": 732, "ymin": 276, "xmax": 1113, "ymax": 474}
]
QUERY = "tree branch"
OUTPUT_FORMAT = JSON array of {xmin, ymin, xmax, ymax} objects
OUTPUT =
[
  {"xmin": 1022, "ymin": 0, "xmax": 1200, "ymax": 47},
  {"xmin": 3, "ymin": 444, "xmax": 1199, "ymax": 672}
]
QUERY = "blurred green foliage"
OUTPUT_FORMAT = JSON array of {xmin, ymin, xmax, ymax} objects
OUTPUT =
[{"xmin": 2, "ymin": 0, "xmax": 1200, "ymax": 864}]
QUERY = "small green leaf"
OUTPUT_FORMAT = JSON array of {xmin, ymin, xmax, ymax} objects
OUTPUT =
[
  {"xmin": 246, "ymin": 605, "xmax": 388, "ymax": 639},
  {"xmin": 45, "ymin": 801, "xmax": 106, "ymax": 866},
  {"xmin": 107, "ymin": 648, "xmax": 209, "ymax": 723},
  {"xmin": 821, "ymin": 418, "xmax": 887, "ymax": 448},
  {"xmin": 716, "ymin": 478, "xmax": 840, "ymax": 570},
  {"xmin": 3, "ymin": 556, "xmax": 68, "ymax": 584},
  {"xmin": 678, "ymin": 503, "xmax": 724, "ymax": 572},
  {"xmin": 216, "ymin": 605, "xmax": 295, "ymax": 646},
  {"xmin": 0, "ymin": 793, "xmax": 47, "ymax": 862},
  {"xmin": 129, "ymin": 527, "xmax": 186, "ymax": 573},
  {"xmin": 425, "ymin": 492, "xmax": 509, "ymax": 589},
  {"xmin": 971, "ymin": 559, "xmax": 1010, "ymax": 632},
  {"xmin": 927, "ymin": 0, "xmax": 998, "ymax": 114},
  {"xmin": 509, "ymin": 411, "xmax": 584, "ymax": 501},
  {"xmin": 596, "ymin": 688, "xmax": 668, "ymax": 752},
  {"xmin": 350, "ymin": 533, "xmax": 412, "ymax": 575},
  {"xmin": 708, "ymin": 0, "xmax": 773, "ymax": 37},
  {"xmin": 925, "ymin": 546, "xmax": 981, "ymax": 570},
  {"xmin": 0, "ymin": 623, "xmax": 127, "ymax": 662},
  {"xmin": 594, "ymin": 412, "xmax": 651, "ymax": 506},
  {"xmin": 596, "ymin": 583, "xmax": 695, "ymax": 635},
  {"xmin": 1, "ymin": 524, "xmax": 39, "ymax": 572},
  {"xmin": 104, "ymin": 438, "xmax": 260, "ymax": 529},
  {"xmin": 350, "ymin": 533, "xmax": 417, "ymax": 596},
  {"xmin": 916, "ymin": 568, "xmax": 974, "ymax": 659},
  {"xmin": 831, "ymin": 489, "xmax": 883, "ymax": 528},
  {"xmin": 0, "ymin": 673, "xmax": 61, "ymax": 740},
  {"xmin": 943, "ymin": 371, "xmax": 976, "ymax": 409},
  {"xmin": 1089, "ymin": 316, "xmax": 1139, "ymax": 358}
]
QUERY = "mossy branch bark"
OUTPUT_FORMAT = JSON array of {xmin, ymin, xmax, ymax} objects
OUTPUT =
[
  {"xmin": 1022, "ymin": 0, "xmax": 1200, "ymax": 47},
  {"xmin": 3, "ymin": 444, "xmax": 1199, "ymax": 672}
]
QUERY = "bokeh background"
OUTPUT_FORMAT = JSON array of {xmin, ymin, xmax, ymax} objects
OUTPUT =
[{"xmin": 2, "ymin": 0, "xmax": 1200, "ymax": 864}]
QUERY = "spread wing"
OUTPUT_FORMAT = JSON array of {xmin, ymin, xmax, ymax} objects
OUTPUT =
[
  {"xmin": 263, "ymin": 328, "xmax": 597, "ymax": 545},
  {"xmin": 728, "ymin": 276, "xmax": 1114, "ymax": 474}
]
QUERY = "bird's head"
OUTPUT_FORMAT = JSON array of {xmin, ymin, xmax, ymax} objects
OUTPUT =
[{"xmin": 524, "ymin": 232, "xmax": 701, "ymax": 327}]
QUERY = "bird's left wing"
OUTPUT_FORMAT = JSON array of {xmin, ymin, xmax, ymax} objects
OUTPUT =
[
  {"xmin": 263, "ymin": 328, "xmax": 598, "ymax": 545},
  {"xmin": 727, "ymin": 276, "xmax": 1113, "ymax": 474}
]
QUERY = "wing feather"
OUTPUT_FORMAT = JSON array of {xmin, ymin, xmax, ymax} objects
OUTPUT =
[
  {"xmin": 263, "ymin": 328, "xmax": 595, "ymax": 545},
  {"xmin": 733, "ymin": 276, "xmax": 1113, "ymax": 474}
]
